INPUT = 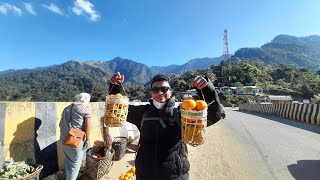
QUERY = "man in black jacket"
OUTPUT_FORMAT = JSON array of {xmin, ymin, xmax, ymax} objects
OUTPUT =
[{"xmin": 110, "ymin": 72, "xmax": 221, "ymax": 180}]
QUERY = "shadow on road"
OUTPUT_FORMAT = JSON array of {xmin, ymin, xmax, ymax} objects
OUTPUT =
[
  {"xmin": 236, "ymin": 110, "xmax": 320, "ymax": 134},
  {"xmin": 288, "ymin": 160, "xmax": 320, "ymax": 180}
]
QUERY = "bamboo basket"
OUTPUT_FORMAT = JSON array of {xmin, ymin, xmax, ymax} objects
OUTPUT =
[
  {"xmin": 16, "ymin": 164, "xmax": 43, "ymax": 180},
  {"xmin": 104, "ymin": 94, "xmax": 129, "ymax": 127},
  {"xmin": 180, "ymin": 108, "xmax": 207, "ymax": 147},
  {"xmin": 86, "ymin": 148, "xmax": 114, "ymax": 180}
]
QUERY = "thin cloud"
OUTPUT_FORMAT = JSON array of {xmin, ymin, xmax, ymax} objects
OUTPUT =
[
  {"xmin": 42, "ymin": 3, "xmax": 64, "ymax": 16},
  {"xmin": 72, "ymin": 0, "xmax": 100, "ymax": 22},
  {"xmin": 0, "ymin": 3, "xmax": 22, "ymax": 16},
  {"xmin": 23, "ymin": 2, "xmax": 36, "ymax": 15}
]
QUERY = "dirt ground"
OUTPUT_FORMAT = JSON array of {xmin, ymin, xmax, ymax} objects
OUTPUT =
[{"xmin": 87, "ymin": 117, "xmax": 259, "ymax": 180}]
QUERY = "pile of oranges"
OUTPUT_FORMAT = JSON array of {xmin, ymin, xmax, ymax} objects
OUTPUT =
[
  {"xmin": 119, "ymin": 166, "xmax": 136, "ymax": 180},
  {"xmin": 181, "ymin": 97, "xmax": 207, "ymax": 111},
  {"xmin": 181, "ymin": 97, "xmax": 207, "ymax": 145}
]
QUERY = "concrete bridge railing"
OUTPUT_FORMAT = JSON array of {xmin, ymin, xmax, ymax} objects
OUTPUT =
[
  {"xmin": 239, "ymin": 103, "xmax": 320, "ymax": 126},
  {"xmin": 0, "ymin": 101, "xmax": 144, "ymax": 177}
]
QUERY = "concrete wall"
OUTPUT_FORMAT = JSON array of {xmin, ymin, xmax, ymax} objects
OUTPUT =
[
  {"xmin": 239, "ymin": 103, "xmax": 320, "ymax": 125},
  {"xmin": 0, "ymin": 102, "xmax": 140, "ymax": 177}
]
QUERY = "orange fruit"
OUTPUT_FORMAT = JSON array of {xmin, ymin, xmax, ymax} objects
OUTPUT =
[
  {"xmin": 182, "ymin": 118, "xmax": 200, "ymax": 124},
  {"xmin": 181, "ymin": 118, "xmax": 189, "ymax": 123},
  {"xmin": 119, "ymin": 174, "xmax": 125, "ymax": 180},
  {"xmin": 130, "ymin": 167, "xmax": 136, "ymax": 174},
  {"xmin": 195, "ymin": 100, "xmax": 208, "ymax": 111},
  {"xmin": 105, "ymin": 117, "xmax": 115, "ymax": 123},
  {"xmin": 183, "ymin": 134, "xmax": 192, "ymax": 141},
  {"xmin": 194, "ymin": 137, "xmax": 204, "ymax": 144},
  {"xmin": 183, "ymin": 131, "xmax": 203, "ymax": 142},
  {"xmin": 115, "ymin": 93, "xmax": 122, "ymax": 97},
  {"xmin": 195, "ymin": 123, "xmax": 205, "ymax": 128},
  {"xmin": 185, "ymin": 126, "xmax": 201, "ymax": 135},
  {"xmin": 192, "ymin": 134, "xmax": 203, "ymax": 139},
  {"xmin": 182, "ymin": 98, "xmax": 196, "ymax": 110}
]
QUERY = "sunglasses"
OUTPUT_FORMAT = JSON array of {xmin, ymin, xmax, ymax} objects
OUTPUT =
[{"xmin": 151, "ymin": 86, "xmax": 170, "ymax": 93}]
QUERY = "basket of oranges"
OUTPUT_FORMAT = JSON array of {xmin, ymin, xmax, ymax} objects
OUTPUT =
[
  {"xmin": 180, "ymin": 95, "xmax": 208, "ymax": 147},
  {"xmin": 104, "ymin": 93, "xmax": 129, "ymax": 127}
]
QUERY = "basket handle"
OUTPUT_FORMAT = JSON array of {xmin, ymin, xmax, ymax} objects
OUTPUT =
[
  {"xmin": 199, "ymin": 90, "xmax": 212, "ymax": 106},
  {"xmin": 107, "ymin": 161, "xmax": 113, "ymax": 172},
  {"xmin": 35, "ymin": 164, "xmax": 43, "ymax": 179},
  {"xmin": 35, "ymin": 165, "xmax": 42, "ymax": 171}
]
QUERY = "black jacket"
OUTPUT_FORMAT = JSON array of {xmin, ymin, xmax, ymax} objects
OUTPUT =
[{"xmin": 109, "ymin": 79, "xmax": 221, "ymax": 180}]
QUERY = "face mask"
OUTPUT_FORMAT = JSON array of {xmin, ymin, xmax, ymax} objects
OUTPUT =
[{"xmin": 153, "ymin": 99, "xmax": 166, "ymax": 109}]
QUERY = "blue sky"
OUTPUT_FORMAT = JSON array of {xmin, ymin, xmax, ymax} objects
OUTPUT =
[{"xmin": 0, "ymin": 0, "xmax": 319, "ymax": 71}]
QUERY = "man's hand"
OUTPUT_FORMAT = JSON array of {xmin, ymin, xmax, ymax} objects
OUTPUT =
[
  {"xmin": 110, "ymin": 72, "xmax": 124, "ymax": 85},
  {"xmin": 191, "ymin": 76, "xmax": 208, "ymax": 90}
]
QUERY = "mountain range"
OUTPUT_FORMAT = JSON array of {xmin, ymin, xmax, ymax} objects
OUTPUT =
[
  {"xmin": 1, "ymin": 34, "xmax": 320, "ymax": 101},
  {"xmin": 232, "ymin": 34, "xmax": 320, "ymax": 71},
  {"xmin": 1, "ymin": 56, "xmax": 223, "ymax": 85}
]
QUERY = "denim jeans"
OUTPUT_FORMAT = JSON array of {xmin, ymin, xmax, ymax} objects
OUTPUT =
[{"xmin": 62, "ymin": 140, "xmax": 85, "ymax": 180}]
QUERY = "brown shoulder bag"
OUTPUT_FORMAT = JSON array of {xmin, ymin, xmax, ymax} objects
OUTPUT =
[{"xmin": 64, "ymin": 104, "xmax": 86, "ymax": 148}]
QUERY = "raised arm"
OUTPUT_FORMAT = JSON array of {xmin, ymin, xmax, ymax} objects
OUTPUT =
[
  {"xmin": 108, "ymin": 72, "xmax": 147, "ymax": 128},
  {"xmin": 191, "ymin": 76, "xmax": 221, "ymax": 126},
  {"xmin": 109, "ymin": 72, "xmax": 125, "ymax": 94}
]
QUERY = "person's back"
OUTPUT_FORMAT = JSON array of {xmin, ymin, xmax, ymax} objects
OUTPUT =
[
  {"xmin": 59, "ymin": 93, "xmax": 91, "ymax": 180},
  {"xmin": 60, "ymin": 105, "xmax": 86, "ymax": 143}
]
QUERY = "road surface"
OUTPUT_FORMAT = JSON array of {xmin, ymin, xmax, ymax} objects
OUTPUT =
[{"xmin": 87, "ymin": 108, "xmax": 320, "ymax": 180}]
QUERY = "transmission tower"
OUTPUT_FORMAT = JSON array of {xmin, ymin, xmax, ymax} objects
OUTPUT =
[
  {"xmin": 220, "ymin": 29, "xmax": 232, "ymax": 84},
  {"xmin": 224, "ymin": 29, "xmax": 231, "ymax": 69}
]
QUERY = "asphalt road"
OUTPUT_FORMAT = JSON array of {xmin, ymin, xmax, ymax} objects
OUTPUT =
[{"xmin": 222, "ymin": 108, "xmax": 320, "ymax": 180}]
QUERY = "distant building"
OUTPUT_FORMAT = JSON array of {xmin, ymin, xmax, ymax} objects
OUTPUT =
[
  {"xmin": 258, "ymin": 95, "xmax": 293, "ymax": 104},
  {"xmin": 218, "ymin": 86, "xmax": 262, "ymax": 96},
  {"xmin": 219, "ymin": 86, "xmax": 237, "ymax": 95}
]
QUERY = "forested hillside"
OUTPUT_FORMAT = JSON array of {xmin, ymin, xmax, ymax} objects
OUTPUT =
[
  {"xmin": 0, "ymin": 61, "xmax": 110, "ymax": 101},
  {"xmin": 233, "ymin": 35, "xmax": 320, "ymax": 71},
  {"xmin": 0, "ymin": 57, "xmax": 222, "ymax": 101}
]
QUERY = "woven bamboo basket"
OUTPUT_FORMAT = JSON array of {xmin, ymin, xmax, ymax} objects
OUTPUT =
[
  {"xmin": 181, "ymin": 108, "xmax": 207, "ymax": 147},
  {"xmin": 15, "ymin": 164, "xmax": 43, "ymax": 180},
  {"xmin": 86, "ymin": 148, "xmax": 115, "ymax": 180},
  {"xmin": 112, "ymin": 137, "xmax": 128, "ymax": 161},
  {"xmin": 104, "ymin": 94, "xmax": 129, "ymax": 127}
]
